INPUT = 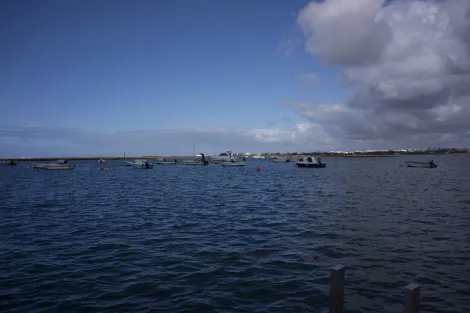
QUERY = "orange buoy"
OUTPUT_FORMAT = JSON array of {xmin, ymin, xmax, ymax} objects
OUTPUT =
[
  {"xmin": 256, "ymin": 167, "xmax": 261, "ymax": 172},
  {"xmin": 100, "ymin": 166, "xmax": 104, "ymax": 171}
]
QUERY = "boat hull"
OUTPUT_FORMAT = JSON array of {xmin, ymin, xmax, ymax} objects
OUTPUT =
[
  {"xmin": 221, "ymin": 162, "xmax": 245, "ymax": 167},
  {"xmin": 181, "ymin": 161, "xmax": 209, "ymax": 165},
  {"xmin": 296, "ymin": 163, "xmax": 326, "ymax": 168},
  {"xmin": 33, "ymin": 163, "xmax": 75, "ymax": 170},
  {"xmin": 405, "ymin": 161, "xmax": 437, "ymax": 168},
  {"xmin": 155, "ymin": 161, "xmax": 177, "ymax": 165},
  {"xmin": 1, "ymin": 161, "xmax": 17, "ymax": 166},
  {"xmin": 129, "ymin": 163, "xmax": 154, "ymax": 169}
]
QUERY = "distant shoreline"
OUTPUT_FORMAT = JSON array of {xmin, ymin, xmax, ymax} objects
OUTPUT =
[{"xmin": 4, "ymin": 153, "xmax": 468, "ymax": 162}]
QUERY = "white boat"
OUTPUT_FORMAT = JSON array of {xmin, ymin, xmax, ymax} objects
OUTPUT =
[
  {"xmin": 98, "ymin": 159, "xmax": 106, "ymax": 164},
  {"xmin": 125, "ymin": 159, "xmax": 154, "ymax": 169},
  {"xmin": 220, "ymin": 157, "xmax": 245, "ymax": 167},
  {"xmin": 155, "ymin": 159, "xmax": 177, "ymax": 165},
  {"xmin": 405, "ymin": 160, "xmax": 437, "ymax": 168},
  {"xmin": 272, "ymin": 157, "xmax": 290, "ymax": 163},
  {"xmin": 1, "ymin": 160, "xmax": 17, "ymax": 166},
  {"xmin": 210, "ymin": 151, "xmax": 234, "ymax": 163},
  {"xmin": 295, "ymin": 156, "xmax": 326, "ymax": 168},
  {"xmin": 33, "ymin": 163, "xmax": 75, "ymax": 170},
  {"xmin": 221, "ymin": 161, "xmax": 245, "ymax": 167},
  {"xmin": 181, "ymin": 153, "xmax": 209, "ymax": 165}
]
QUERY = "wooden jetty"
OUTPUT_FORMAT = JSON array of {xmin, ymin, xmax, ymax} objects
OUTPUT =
[{"xmin": 328, "ymin": 265, "xmax": 420, "ymax": 313}]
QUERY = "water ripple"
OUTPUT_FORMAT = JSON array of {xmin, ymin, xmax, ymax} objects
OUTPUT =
[{"xmin": 1, "ymin": 156, "xmax": 469, "ymax": 312}]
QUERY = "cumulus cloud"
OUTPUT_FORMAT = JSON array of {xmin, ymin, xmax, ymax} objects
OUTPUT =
[{"xmin": 289, "ymin": 0, "xmax": 470, "ymax": 148}]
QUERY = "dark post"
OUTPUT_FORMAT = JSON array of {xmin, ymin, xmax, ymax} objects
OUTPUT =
[
  {"xmin": 404, "ymin": 283, "xmax": 420, "ymax": 313},
  {"xmin": 329, "ymin": 265, "xmax": 345, "ymax": 313}
]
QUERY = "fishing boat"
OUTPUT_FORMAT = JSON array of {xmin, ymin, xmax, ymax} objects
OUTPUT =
[
  {"xmin": 0, "ymin": 160, "xmax": 17, "ymax": 166},
  {"xmin": 155, "ymin": 158, "xmax": 178, "ymax": 165},
  {"xmin": 210, "ymin": 151, "xmax": 234, "ymax": 164},
  {"xmin": 221, "ymin": 160, "xmax": 245, "ymax": 167},
  {"xmin": 405, "ymin": 160, "xmax": 437, "ymax": 168},
  {"xmin": 32, "ymin": 163, "xmax": 75, "ymax": 170},
  {"xmin": 181, "ymin": 153, "xmax": 209, "ymax": 165},
  {"xmin": 295, "ymin": 156, "xmax": 326, "ymax": 168},
  {"xmin": 125, "ymin": 159, "xmax": 154, "ymax": 169},
  {"xmin": 272, "ymin": 157, "xmax": 290, "ymax": 163},
  {"xmin": 220, "ymin": 155, "xmax": 245, "ymax": 166}
]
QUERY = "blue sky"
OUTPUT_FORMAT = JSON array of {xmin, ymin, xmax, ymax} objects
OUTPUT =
[
  {"xmin": 1, "ymin": 0, "xmax": 345, "ymax": 132},
  {"xmin": 1, "ymin": 0, "xmax": 468, "ymax": 156}
]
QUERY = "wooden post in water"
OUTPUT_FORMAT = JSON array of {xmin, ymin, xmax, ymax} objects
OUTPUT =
[
  {"xmin": 404, "ymin": 283, "xmax": 420, "ymax": 313},
  {"xmin": 329, "ymin": 265, "xmax": 345, "ymax": 313}
]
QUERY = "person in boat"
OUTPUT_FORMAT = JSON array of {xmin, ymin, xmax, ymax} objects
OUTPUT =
[
  {"xmin": 429, "ymin": 160, "xmax": 436, "ymax": 168},
  {"xmin": 317, "ymin": 157, "xmax": 322, "ymax": 165},
  {"xmin": 144, "ymin": 161, "xmax": 150, "ymax": 169}
]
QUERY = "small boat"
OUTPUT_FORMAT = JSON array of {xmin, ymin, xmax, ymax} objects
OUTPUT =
[
  {"xmin": 210, "ymin": 151, "xmax": 234, "ymax": 164},
  {"xmin": 221, "ymin": 161, "xmax": 245, "ymax": 167},
  {"xmin": 181, "ymin": 153, "xmax": 209, "ymax": 166},
  {"xmin": 98, "ymin": 159, "xmax": 106, "ymax": 164},
  {"xmin": 295, "ymin": 156, "xmax": 326, "ymax": 168},
  {"xmin": 272, "ymin": 157, "xmax": 290, "ymax": 163},
  {"xmin": 125, "ymin": 159, "xmax": 154, "ymax": 169},
  {"xmin": 57, "ymin": 159, "xmax": 68, "ymax": 164},
  {"xmin": 181, "ymin": 160, "xmax": 209, "ymax": 165},
  {"xmin": 33, "ymin": 163, "xmax": 75, "ymax": 170},
  {"xmin": 405, "ymin": 160, "xmax": 437, "ymax": 168},
  {"xmin": 155, "ymin": 159, "xmax": 178, "ymax": 165},
  {"xmin": 220, "ymin": 156, "xmax": 245, "ymax": 167},
  {"xmin": 0, "ymin": 160, "xmax": 17, "ymax": 166}
]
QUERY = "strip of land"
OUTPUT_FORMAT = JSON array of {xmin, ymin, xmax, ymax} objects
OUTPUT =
[{"xmin": 5, "ymin": 152, "xmax": 468, "ymax": 162}]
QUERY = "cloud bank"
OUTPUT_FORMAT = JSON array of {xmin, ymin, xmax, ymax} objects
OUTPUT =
[{"xmin": 289, "ymin": 0, "xmax": 470, "ymax": 148}]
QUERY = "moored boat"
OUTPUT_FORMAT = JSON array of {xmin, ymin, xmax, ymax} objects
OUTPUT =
[
  {"xmin": 405, "ymin": 160, "xmax": 437, "ymax": 168},
  {"xmin": 181, "ymin": 153, "xmax": 209, "ymax": 165},
  {"xmin": 272, "ymin": 157, "xmax": 290, "ymax": 163},
  {"xmin": 210, "ymin": 151, "xmax": 233, "ymax": 164},
  {"xmin": 125, "ymin": 159, "xmax": 154, "ymax": 169},
  {"xmin": 33, "ymin": 163, "xmax": 75, "ymax": 170},
  {"xmin": 155, "ymin": 158, "xmax": 178, "ymax": 165},
  {"xmin": 295, "ymin": 156, "xmax": 326, "ymax": 168},
  {"xmin": 0, "ymin": 160, "xmax": 17, "ymax": 166},
  {"xmin": 221, "ymin": 161, "xmax": 245, "ymax": 167}
]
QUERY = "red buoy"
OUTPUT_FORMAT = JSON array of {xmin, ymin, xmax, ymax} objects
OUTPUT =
[
  {"xmin": 100, "ymin": 166, "xmax": 104, "ymax": 171},
  {"xmin": 256, "ymin": 167, "xmax": 261, "ymax": 172}
]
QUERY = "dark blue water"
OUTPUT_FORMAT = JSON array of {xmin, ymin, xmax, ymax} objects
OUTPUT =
[{"xmin": 1, "ymin": 156, "xmax": 469, "ymax": 313}]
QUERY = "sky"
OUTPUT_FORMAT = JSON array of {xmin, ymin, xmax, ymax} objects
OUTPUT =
[{"xmin": 1, "ymin": 0, "xmax": 470, "ymax": 157}]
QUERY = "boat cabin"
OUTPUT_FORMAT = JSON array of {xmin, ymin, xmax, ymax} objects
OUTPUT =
[{"xmin": 295, "ymin": 156, "xmax": 326, "ymax": 168}]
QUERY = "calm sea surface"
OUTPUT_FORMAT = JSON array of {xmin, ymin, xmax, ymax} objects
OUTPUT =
[{"xmin": 1, "ymin": 156, "xmax": 469, "ymax": 313}]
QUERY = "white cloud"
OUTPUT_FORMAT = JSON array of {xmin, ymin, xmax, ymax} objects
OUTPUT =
[{"xmin": 288, "ymin": 0, "xmax": 470, "ymax": 148}]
